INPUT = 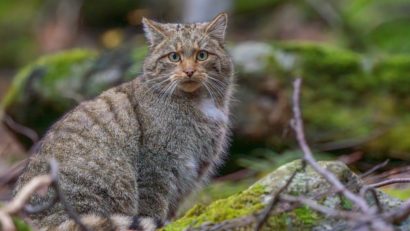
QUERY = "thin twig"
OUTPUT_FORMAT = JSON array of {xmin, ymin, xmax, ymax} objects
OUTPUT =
[
  {"xmin": 368, "ymin": 178, "xmax": 410, "ymax": 188},
  {"xmin": 4, "ymin": 175, "xmax": 53, "ymax": 214},
  {"xmin": 0, "ymin": 159, "xmax": 90, "ymax": 231},
  {"xmin": 0, "ymin": 159, "xmax": 29, "ymax": 186},
  {"xmin": 360, "ymin": 160, "xmax": 390, "ymax": 179},
  {"xmin": 0, "ymin": 174, "xmax": 53, "ymax": 231},
  {"xmin": 291, "ymin": 78, "xmax": 371, "ymax": 213},
  {"xmin": 0, "ymin": 210, "xmax": 15, "ymax": 231},
  {"xmin": 2, "ymin": 114, "xmax": 39, "ymax": 144},
  {"xmin": 280, "ymin": 194, "xmax": 369, "ymax": 221},
  {"xmin": 360, "ymin": 187, "xmax": 383, "ymax": 213},
  {"xmin": 370, "ymin": 166, "xmax": 410, "ymax": 182},
  {"xmin": 254, "ymin": 163, "xmax": 303, "ymax": 231},
  {"xmin": 186, "ymin": 214, "xmax": 258, "ymax": 231},
  {"xmin": 49, "ymin": 159, "xmax": 90, "ymax": 231}
]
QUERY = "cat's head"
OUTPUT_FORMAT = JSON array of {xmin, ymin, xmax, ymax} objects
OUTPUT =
[{"xmin": 141, "ymin": 13, "xmax": 233, "ymax": 100}]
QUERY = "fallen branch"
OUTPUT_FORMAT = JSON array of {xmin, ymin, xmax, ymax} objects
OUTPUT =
[
  {"xmin": 360, "ymin": 159, "xmax": 390, "ymax": 179},
  {"xmin": 368, "ymin": 178, "xmax": 410, "ymax": 188},
  {"xmin": 4, "ymin": 175, "xmax": 53, "ymax": 215},
  {"xmin": 291, "ymin": 78, "xmax": 372, "ymax": 214},
  {"xmin": 2, "ymin": 114, "xmax": 39, "ymax": 144},
  {"xmin": 254, "ymin": 165, "xmax": 302, "ymax": 231},
  {"xmin": 280, "ymin": 194, "xmax": 368, "ymax": 221},
  {"xmin": 0, "ymin": 159, "xmax": 29, "ymax": 187}
]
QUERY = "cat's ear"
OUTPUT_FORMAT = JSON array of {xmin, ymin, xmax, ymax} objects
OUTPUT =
[
  {"xmin": 142, "ymin": 18, "xmax": 167, "ymax": 46},
  {"xmin": 205, "ymin": 13, "xmax": 228, "ymax": 43}
]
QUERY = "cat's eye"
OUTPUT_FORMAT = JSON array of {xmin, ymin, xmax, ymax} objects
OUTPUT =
[
  {"xmin": 168, "ymin": 52, "xmax": 181, "ymax": 62},
  {"xmin": 196, "ymin": 50, "xmax": 208, "ymax": 61}
]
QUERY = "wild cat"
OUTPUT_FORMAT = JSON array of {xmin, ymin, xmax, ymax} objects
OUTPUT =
[{"xmin": 14, "ymin": 13, "xmax": 234, "ymax": 231}]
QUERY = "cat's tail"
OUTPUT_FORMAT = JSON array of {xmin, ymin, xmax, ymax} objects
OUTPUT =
[{"xmin": 40, "ymin": 214, "xmax": 159, "ymax": 231}]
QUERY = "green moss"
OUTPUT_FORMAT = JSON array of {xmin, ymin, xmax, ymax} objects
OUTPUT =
[
  {"xmin": 382, "ymin": 188, "xmax": 410, "ymax": 200},
  {"xmin": 294, "ymin": 206, "xmax": 320, "ymax": 226},
  {"xmin": 340, "ymin": 196, "xmax": 354, "ymax": 210},
  {"xmin": 366, "ymin": 116, "xmax": 410, "ymax": 159},
  {"xmin": 265, "ymin": 206, "xmax": 321, "ymax": 230},
  {"xmin": 1, "ymin": 49, "xmax": 97, "ymax": 110},
  {"xmin": 277, "ymin": 42, "xmax": 361, "ymax": 76},
  {"xmin": 13, "ymin": 217, "xmax": 32, "ymax": 231},
  {"xmin": 373, "ymin": 55, "xmax": 410, "ymax": 97},
  {"xmin": 163, "ymin": 184, "xmax": 267, "ymax": 230}
]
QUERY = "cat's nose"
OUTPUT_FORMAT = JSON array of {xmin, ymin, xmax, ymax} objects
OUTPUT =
[{"xmin": 184, "ymin": 69, "xmax": 195, "ymax": 78}]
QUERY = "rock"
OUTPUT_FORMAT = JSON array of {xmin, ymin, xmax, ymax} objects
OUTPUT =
[
  {"xmin": 2, "ymin": 42, "xmax": 410, "ymax": 160},
  {"xmin": 163, "ymin": 160, "xmax": 409, "ymax": 230}
]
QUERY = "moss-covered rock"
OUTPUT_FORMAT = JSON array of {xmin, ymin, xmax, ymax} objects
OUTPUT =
[
  {"xmin": 0, "ymin": 46, "xmax": 146, "ymax": 146},
  {"xmin": 163, "ymin": 160, "xmax": 407, "ymax": 230}
]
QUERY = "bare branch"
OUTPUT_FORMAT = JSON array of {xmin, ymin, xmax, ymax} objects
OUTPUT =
[
  {"xmin": 0, "ymin": 210, "xmax": 15, "ymax": 231},
  {"xmin": 360, "ymin": 187, "xmax": 383, "ymax": 213},
  {"xmin": 254, "ymin": 163, "xmax": 303, "ymax": 231},
  {"xmin": 360, "ymin": 159, "xmax": 390, "ymax": 179},
  {"xmin": 2, "ymin": 114, "xmax": 39, "ymax": 144},
  {"xmin": 0, "ymin": 159, "xmax": 90, "ymax": 231},
  {"xmin": 368, "ymin": 178, "xmax": 410, "ymax": 188},
  {"xmin": 291, "ymin": 78, "xmax": 371, "ymax": 213},
  {"xmin": 280, "ymin": 194, "xmax": 368, "ymax": 221},
  {"xmin": 186, "ymin": 214, "xmax": 258, "ymax": 231},
  {"xmin": 0, "ymin": 159, "xmax": 29, "ymax": 187},
  {"xmin": 4, "ymin": 175, "xmax": 53, "ymax": 214},
  {"xmin": 49, "ymin": 159, "xmax": 90, "ymax": 231}
]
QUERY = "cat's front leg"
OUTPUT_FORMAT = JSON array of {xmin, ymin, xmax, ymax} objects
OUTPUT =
[
  {"xmin": 128, "ymin": 216, "xmax": 163, "ymax": 231},
  {"xmin": 132, "ymin": 155, "xmax": 175, "ymax": 230}
]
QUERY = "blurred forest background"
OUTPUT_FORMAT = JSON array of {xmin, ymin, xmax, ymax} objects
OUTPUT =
[{"xmin": 1, "ymin": 0, "xmax": 410, "ymax": 214}]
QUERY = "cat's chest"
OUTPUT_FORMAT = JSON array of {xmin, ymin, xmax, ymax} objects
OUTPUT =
[{"xmin": 142, "ymin": 99, "xmax": 226, "ymax": 154}]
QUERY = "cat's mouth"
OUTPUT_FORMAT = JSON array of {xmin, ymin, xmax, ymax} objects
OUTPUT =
[{"xmin": 179, "ymin": 79, "xmax": 202, "ymax": 93}]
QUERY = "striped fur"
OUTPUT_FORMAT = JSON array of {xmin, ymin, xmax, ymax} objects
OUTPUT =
[{"xmin": 14, "ymin": 13, "xmax": 233, "ymax": 230}]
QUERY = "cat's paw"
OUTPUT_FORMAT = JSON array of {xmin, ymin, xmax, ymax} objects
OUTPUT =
[{"xmin": 128, "ymin": 216, "xmax": 162, "ymax": 231}]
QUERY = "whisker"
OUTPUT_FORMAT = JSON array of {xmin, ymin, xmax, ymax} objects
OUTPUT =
[
  {"xmin": 145, "ymin": 77, "xmax": 171, "ymax": 94},
  {"xmin": 207, "ymin": 76, "xmax": 227, "ymax": 87},
  {"xmin": 203, "ymin": 82, "xmax": 217, "ymax": 103},
  {"xmin": 164, "ymin": 81, "xmax": 179, "ymax": 104},
  {"xmin": 157, "ymin": 80, "xmax": 176, "ymax": 103},
  {"xmin": 206, "ymin": 80, "xmax": 226, "ymax": 99}
]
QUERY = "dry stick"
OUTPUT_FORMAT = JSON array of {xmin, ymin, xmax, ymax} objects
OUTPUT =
[
  {"xmin": 367, "ymin": 166, "xmax": 410, "ymax": 185},
  {"xmin": 280, "ymin": 194, "xmax": 368, "ymax": 221},
  {"xmin": 359, "ymin": 187, "xmax": 383, "ymax": 213},
  {"xmin": 0, "ymin": 210, "xmax": 15, "ymax": 231},
  {"xmin": 0, "ymin": 159, "xmax": 90, "ymax": 231},
  {"xmin": 360, "ymin": 159, "xmax": 390, "ymax": 179},
  {"xmin": 254, "ymin": 162, "xmax": 304, "ymax": 231},
  {"xmin": 4, "ymin": 175, "xmax": 53, "ymax": 215},
  {"xmin": 41, "ymin": 159, "xmax": 91, "ymax": 231},
  {"xmin": 2, "ymin": 114, "xmax": 39, "ymax": 144},
  {"xmin": 0, "ymin": 159, "xmax": 29, "ymax": 187},
  {"xmin": 186, "ymin": 215, "xmax": 259, "ymax": 231},
  {"xmin": 0, "ymin": 175, "xmax": 53, "ymax": 231},
  {"xmin": 291, "ymin": 78, "xmax": 371, "ymax": 213},
  {"xmin": 368, "ymin": 178, "xmax": 410, "ymax": 188}
]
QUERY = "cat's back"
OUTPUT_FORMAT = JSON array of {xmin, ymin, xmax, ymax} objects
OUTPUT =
[
  {"xmin": 30, "ymin": 79, "xmax": 141, "ymax": 160},
  {"xmin": 14, "ymin": 79, "xmax": 144, "ymax": 227}
]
